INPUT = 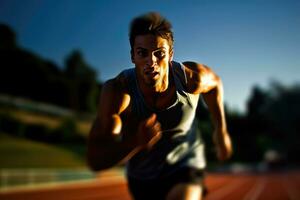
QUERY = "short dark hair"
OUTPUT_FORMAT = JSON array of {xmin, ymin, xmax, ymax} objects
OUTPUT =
[{"xmin": 129, "ymin": 12, "xmax": 174, "ymax": 51}]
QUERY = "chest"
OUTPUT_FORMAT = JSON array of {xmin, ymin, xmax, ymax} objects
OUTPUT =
[
  {"xmin": 124, "ymin": 92, "xmax": 196, "ymax": 136},
  {"xmin": 143, "ymin": 84, "xmax": 177, "ymax": 111}
]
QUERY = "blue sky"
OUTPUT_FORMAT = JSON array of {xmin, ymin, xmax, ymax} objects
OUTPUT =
[{"xmin": 0, "ymin": 0, "xmax": 299, "ymax": 113}]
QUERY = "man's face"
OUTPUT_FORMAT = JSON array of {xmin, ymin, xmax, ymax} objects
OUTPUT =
[{"xmin": 131, "ymin": 34, "xmax": 173, "ymax": 89}]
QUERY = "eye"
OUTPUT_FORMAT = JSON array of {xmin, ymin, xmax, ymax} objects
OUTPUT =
[
  {"xmin": 137, "ymin": 50, "xmax": 148, "ymax": 57},
  {"xmin": 153, "ymin": 51, "xmax": 166, "ymax": 59}
]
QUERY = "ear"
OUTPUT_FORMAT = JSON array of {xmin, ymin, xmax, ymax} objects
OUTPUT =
[
  {"xmin": 169, "ymin": 49, "xmax": 174, "ymax": 61},
  {"xmin": 130, "ymin": 49, "xmax": 135, "ymax": 63}
]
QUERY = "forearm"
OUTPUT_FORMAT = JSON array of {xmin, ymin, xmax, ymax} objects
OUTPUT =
[
  {"xmin": 202, "ymin": 78, "xmax": 227, "ymax": 131},
  {"xmin": 201, "ymin": 75, "xmax": 233, "ymax": 160},
  {"xmin": 87, "ymin": 99, "xmax": 162, "ymax": 171},
  {"xmin": 87, "ymin": 115, "xmax": 141, "ymax": 171},
  {"xmin": 87, "ymin": 133, "xmax": 140, "ymax": 171}
]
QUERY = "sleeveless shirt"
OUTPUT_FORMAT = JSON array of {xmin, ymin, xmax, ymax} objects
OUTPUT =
[{"xmin": 122, "ymin": 61, "xmax": 206, "ymax": 180}]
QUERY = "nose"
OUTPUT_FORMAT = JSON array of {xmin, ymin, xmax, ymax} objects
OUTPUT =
[{"xmin": 146, "ymin": 53, "xmax": 158, "ymax": 68}]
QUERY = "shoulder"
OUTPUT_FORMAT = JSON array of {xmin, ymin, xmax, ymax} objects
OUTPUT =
[
  {"xmin": 100, "ymin": 72, "xmax": 131, "ymax": 115},
  {"xmin": 182, "ymin": 61, "xmax": 209, "ymax": 73},
  {"xmin": 102, "ymin": 71, "xmax": 129, "ymax": 93},
  {"xmin": 180, "ymin": 61, "xmax": 219, "ymax": 94}
]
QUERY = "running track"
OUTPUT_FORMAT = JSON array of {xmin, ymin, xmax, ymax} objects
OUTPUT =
[{"xmin": 1, "ymin": 170, "xmax": 300, "ymax": 200}]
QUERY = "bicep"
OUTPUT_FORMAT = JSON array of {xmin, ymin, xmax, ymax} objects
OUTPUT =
[
  {"xmin": 90, "ymin": 79, "xmax": 130, "ymax": 138},
  {"xmin": 183, "ymin": 61, "xmax": 220, "ymax": 94}
]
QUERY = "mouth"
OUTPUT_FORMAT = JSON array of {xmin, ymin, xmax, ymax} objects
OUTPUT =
[{"xmin": 145, "ymin": 70, "xmax": 159, "ymax": 78}]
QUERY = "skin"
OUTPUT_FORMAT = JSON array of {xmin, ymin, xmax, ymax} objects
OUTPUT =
[
  {"xmin": 87, "ymin": 34, "xmax": 232, "ymax": 200},
  {"xmin": 132, "ymin": 34, "xmax": 175, "ymax": 109}
]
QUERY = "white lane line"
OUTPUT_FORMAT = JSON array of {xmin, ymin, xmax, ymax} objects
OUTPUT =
[
  {"xmin": 242, "ymin": 177, "xmax": 266, "ymax": 200},
  {"xmin": 282, "ymin": 176, "xmax": 300, "ymax": 200},
  {"xmin": 205, "ymin": 177, "xmax": 248, "ymax": 200}
]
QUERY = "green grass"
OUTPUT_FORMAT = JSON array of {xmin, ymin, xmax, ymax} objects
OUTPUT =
[
  {"xmin": 0, "ymin": 107, "xmax": 93, "ymax": 136},
  {"xmin": 0, "ymin": 133, "xmax": 87, "ymax": 169}
]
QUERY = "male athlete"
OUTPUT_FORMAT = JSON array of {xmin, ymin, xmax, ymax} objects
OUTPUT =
[{"xmin": 87, "ymin": 12, "xmax": 232, "ymax": 200}]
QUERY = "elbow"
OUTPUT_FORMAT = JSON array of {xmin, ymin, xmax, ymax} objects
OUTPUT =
[
  {"xmin": 86, "ymin": 153, "xmax": 101, "ymax": 172},
  {"xmin": 86, "ymin": 145, "xmax": 117, "ymax": 171},
  {"xmin": 87, "ymin": 162, "xmax": 108, "ymax": 172},
  {"xmin": 86, "ymin": 152, "xmax": 113, "ymax": 172},
  {"xmin": 86, "ymin": 150, "xmax": 100, "ymax": 172}
]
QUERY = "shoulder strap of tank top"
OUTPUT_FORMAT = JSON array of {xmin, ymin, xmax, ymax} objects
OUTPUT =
[{"xmin": 171, "ymin": 61, "xmax": 200, "ymax": 108}]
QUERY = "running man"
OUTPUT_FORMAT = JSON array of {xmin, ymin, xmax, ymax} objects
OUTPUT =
[{"xmin": 87, "ymin": 12, "xmax": 232, "ymax": 200}]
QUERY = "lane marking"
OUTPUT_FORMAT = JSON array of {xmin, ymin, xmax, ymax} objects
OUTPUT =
[
  {"xmin": 282, "ymin": 175, "xmax": 300, "ymax": 200},
  {"xmin": 205, "ymin": 176, "xmax": 249, "ymax": 200},
  {"xmin": 242, "ymin": 177, "xmax": 266, "ymax": 200}
]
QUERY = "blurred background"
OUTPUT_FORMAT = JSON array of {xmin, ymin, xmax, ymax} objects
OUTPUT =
[{"xmin": 0, "ymin": 0, "xmax": 299, "ymax": 190}]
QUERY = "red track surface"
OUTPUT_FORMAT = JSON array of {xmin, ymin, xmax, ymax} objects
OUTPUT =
[{"xmin": 1, "ymin": 170, "xmax": 300, "ymax": 200}]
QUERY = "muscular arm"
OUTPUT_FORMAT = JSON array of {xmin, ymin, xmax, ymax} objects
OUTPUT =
[
  {"xmin": 87, "ymin": 78, "xmax": 133, "ymax": 171},
  {"xmin": 87, "ymin": 75, "xmax": 161, "ymax": 171},
  {"xmin": 183, "ymin": 61, "xmax": 232, "ymax": 161}
]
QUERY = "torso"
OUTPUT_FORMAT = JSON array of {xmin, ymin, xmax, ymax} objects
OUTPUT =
[
  {"xmin": 140, "ymin": 74, "xmax": 177, "ymax": 111},
  {"xmin": 118, "ymin": 61, "xmax": 205, "ymax": 180}
]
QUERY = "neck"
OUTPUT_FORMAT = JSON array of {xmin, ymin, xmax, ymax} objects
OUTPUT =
[
  {"xmin": 141, "ymin": 71, "xmax": 169, "ymax": 96},
  {"xmin": 139, "ymin": 71, "xmax": 176, "ymax": 109}
]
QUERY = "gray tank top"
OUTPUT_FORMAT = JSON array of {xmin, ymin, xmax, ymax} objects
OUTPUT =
[{"xmin": 123, "ymin": 61, "xmax": 206, "ymax": 180}]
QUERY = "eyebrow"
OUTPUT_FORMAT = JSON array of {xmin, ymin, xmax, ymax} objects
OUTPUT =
[{"xmin": 136, "ymin": 47, "xmax": 167, "ymax": 51}]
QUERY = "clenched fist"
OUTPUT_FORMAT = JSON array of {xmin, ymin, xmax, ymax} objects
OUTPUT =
[
  {"xmin": 213, "ymin": 129, "xmax": 233, "ymax": 161},
  {"xmin": 136, "ymin": 113, "xmax": 162, "ymax": 150}
]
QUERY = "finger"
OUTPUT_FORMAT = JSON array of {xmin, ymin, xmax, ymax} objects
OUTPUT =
[
  {"xmin": 153, "ymin": 121, "xmax": 161, "ymax": 132},
  {"xmin": 147, "ymin": 130, "xmax": 161, "ymax": 148},
  {"xmin": 145, "ymin": 113, "xmax": 157, "ymax": 127},
  {"xmin": 111, "ymin": 114, "xmax": 122, "ymax": 135}
]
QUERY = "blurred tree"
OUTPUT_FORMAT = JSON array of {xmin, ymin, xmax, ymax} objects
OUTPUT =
[
  {"xmin": 244, "ymin": 85, "xmax": 272, "ymax": 161},
  {"xmin": 263, "ymin": 82, "xmax": 300, "ymax": 163},
  {"xmin": 0, "ymin": 24, "xmax": 63, "ymax": 104},
  {"xmin": 0, "ymin": 24, "xmax": 101, "ymax": 113},
  {"xmin": 246, "ymin": 85, "xmax": 269, "ymax": 121},
  {"xmin": 244, "ymin": 81, "xmax": 300, "ymax": 164},
  {"xmin": 0, "ymin": 24, "xmax": 17, "ymax": 50},
  {"xmin": 64, "ymin": 50, "xmax": 99, "ymax": 113}
]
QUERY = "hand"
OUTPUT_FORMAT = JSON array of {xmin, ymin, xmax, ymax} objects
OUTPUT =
[
  {"xmin": 213, "ymin": 129, "xmax": 233, "ymax": 161},
  {"xmin": 136, "ymin": 114, "xmax": 162, "ymax": 150},
  {"xmin": 111, "ymin": 114, "xmax": 122, "ymax": 135}
]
